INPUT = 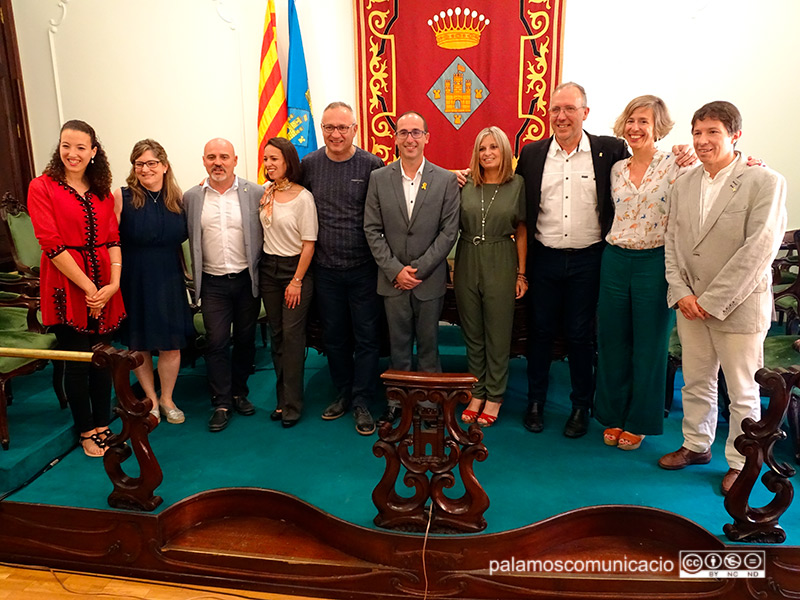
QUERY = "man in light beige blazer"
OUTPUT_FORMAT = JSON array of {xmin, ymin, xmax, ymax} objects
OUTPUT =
[{"xmin": 659, "ymin": 101, "xmax": 787, "ymax": 495}]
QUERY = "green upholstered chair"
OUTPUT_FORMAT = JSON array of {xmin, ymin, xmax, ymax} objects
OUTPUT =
[
  {"xmin": 762, "ymin": 336, "xmax": 800, "ymax": 462},
  {"xmin": 0, "ymin": 292, "xmax": 64, "ymax": 450},
  {"xmin": 773, "ymin": 230, "xmax": 800, "ymax": 333},
  {"xmin": 0, "ymin": 192, "xmax": 41, "ymax": 274}
]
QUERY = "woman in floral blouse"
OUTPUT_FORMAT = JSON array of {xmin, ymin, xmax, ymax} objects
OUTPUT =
[{"xmin": 594, "ymin": 95, "xmax": 691, "ymax": 450}]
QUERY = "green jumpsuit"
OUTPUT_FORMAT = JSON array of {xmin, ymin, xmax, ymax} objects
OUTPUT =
[{"xmin": 454, "ymin": 175, "xmax": 526, "ymax": 402}]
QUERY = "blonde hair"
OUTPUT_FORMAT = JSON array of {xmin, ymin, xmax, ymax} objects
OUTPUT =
[
  {"xmin": 468, "ymin": 126, "xmax": 515, "ymax": 186},
  {"xmin": 613, "ymin": 95, "xmax": 675, "ymax": 141},
  {"xmin": 125, "ymin": 139, "xmax": 183, "ymax": 213}
]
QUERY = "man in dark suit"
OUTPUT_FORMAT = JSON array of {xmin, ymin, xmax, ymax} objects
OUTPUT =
[
  {"xmin": 184, "ymin": 138, "xmax": 264, "ymax": 432},
  {"xmin": 516, "ymin": 82, "xmax": 628, "ymax": 438},
  {"xmin": 364, "ymin": 111, "xmax": 460, "ymax": 425}
]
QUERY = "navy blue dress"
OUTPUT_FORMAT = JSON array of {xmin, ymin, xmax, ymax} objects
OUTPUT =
[{"xmin": 119, "ymin": 187, "xmax": 194, "ymax": 350}]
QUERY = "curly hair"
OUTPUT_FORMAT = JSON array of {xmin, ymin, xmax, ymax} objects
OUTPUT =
[
  {"xmin": 43, "ymin": 119, "xmax": 113, "ymax": 199},
  {"xmin": 125, "ymin": 139, "xmax": 183, "ymax": 214}
]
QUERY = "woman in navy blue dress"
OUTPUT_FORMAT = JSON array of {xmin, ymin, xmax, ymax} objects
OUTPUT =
[{"xmin": 113, "ymin": 139, "xmax": 193, "ymax": 424}]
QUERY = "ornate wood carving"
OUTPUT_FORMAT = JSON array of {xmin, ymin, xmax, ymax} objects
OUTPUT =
[
  {"xmin": 372, "ymin": 370, "xmax": 488, "ymax": 533},
  {"xmin": 5, "ymin": 496, "xmax": 800, "ymax": 599},
  {"xmin": 92, "ymin": 345, "xmax": 163, "ymax": 512},
  {"xmin": 724, "ymin": 366, "xmax": 798, "ymax": 543}
]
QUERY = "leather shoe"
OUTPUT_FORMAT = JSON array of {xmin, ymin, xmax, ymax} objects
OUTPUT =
[
  {"xmin": 270, "ymin": 409, "xmax": 282, "ymax": 421},
  {"xmin": 658, "ymin": 446, "xmax": 712, "ymax": 470},
  {"xmin": 353, "ymin": 406, "xmax": 376, "ymax": 435},
  {"xmin": 208, "ymin": 408, "xmax": 231, "ymax": 432},
  {"xmin": 376, "ymin": 406, "xmax": 401, "ymax": 427},
  {"xmin": 282, "ymin": 418, "xmax": 299, "ymax": 428},
  {"xmin": 322, "ymin": 397, "xmax": 347, "ymax": 420},
  {"xmin": 233, "ymin": 395, "xmax": 255, "ymax": 416},
  {"xmin": 523, "ymin": 403, "xmax": 544, "ymax": 433},
  {"xmin": 721, "ymin": 468, "xmax": 741, "ymax": 496},
  {"xmin": 563, "ymin": 408, "xmax": 589, "ymax": 438}
]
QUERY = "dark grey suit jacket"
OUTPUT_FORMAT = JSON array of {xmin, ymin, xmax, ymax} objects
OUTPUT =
[
  {"xmin": 183, "ymin": 176, "xmax": 264, "ymax": 300},
  {"xmin": 363, "ymin": 159, "xmax": 460, "ymax": 300}
]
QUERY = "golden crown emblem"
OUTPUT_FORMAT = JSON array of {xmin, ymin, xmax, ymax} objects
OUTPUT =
[{"xmin": 427, "ymin": 7, "xmax": 490, "ymax": 50}]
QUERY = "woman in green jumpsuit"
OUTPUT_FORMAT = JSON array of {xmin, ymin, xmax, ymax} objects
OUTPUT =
[{"xmin": 456, "ymin": 126, "xmax": 528, "ymax": 427}]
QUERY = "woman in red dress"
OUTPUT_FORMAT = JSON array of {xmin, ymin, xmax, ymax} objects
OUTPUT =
[{"xmin": 28, "ymin": 120, "xmax": 126, "ymax": 457}]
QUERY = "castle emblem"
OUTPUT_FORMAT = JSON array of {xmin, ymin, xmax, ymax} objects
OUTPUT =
[{"xmin": 427, "ymin": 57, "xmax": 488, "ymax": 130}]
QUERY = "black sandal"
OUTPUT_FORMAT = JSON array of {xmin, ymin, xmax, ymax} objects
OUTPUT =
[{"xmin": 79, "ymin": 434, "xmax": 105, "ymax": 457}]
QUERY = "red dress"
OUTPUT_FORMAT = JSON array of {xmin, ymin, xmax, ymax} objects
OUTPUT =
[{"xmin": 27, "ymin": 175, "xmax": 126, "ymax": 334}]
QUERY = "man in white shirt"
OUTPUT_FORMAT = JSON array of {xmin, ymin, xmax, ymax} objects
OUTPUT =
[
  {"xmin": 660, "ymin": 101, "xmax": 786, "ymax": 495},
  {"xmin": 184, "ymin": 138, "xmax": 265, "ymax": 432},
  {"xmin": 515, "ymin": 82, "xmax": 629, "ymax": 438},
  {"xmin": 364, "ymin": 111, "xmax": 460, "ymax": 425}
]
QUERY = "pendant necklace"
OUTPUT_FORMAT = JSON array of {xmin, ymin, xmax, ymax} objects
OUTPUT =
[
  {"xmin": 145, "ymin": 189, "xmax": 162, "ymax": 204},
  {"xmin": 473, "ymin": 183, "xmax": 500, "ymax": 245}
]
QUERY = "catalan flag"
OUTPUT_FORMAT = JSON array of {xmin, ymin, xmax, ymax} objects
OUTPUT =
[
  {"xmin": 285, "ymin": 0, "xmax": 317, "ymax": 159},
  {"xmin": 257, "ymin": 0, "xmax": 287, "ymax": 184}
]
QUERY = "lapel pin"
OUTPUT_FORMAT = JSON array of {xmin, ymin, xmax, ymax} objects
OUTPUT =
[
  {"xmin": 422, "ymin": 182, "xmax": 428, "ymax": 190},
  {"xmin": 599, "ymin": 152, "xmax": 603, "ymax": 157}
]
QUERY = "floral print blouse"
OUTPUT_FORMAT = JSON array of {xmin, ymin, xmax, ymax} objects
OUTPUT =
[{"xmin": 606, "ymin": 150, "xmax": 692, "ymax": 250}]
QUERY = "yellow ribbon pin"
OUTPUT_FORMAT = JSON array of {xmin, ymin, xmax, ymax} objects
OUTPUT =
[{"xmin": 421, "ymin": 182, "xmax": 427, "ymax": 190}]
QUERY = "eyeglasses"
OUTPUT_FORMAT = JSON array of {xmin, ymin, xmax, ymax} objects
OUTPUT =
[
  {"xmin": 134, "ymin": 160, "xmax": 161, "ymax": 171},
  {"xmin": 550, "ymin": 106, "xmax": 584, "ymax": 116},
  {"xmin": 321, "ymin": 124, "xmax": 354, "ymax": 134},
  {"xmin": 396, "ymin": 129, "xmax": 426, "ymax": 140}
]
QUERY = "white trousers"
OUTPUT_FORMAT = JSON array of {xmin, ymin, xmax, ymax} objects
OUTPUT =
[{"xmin": 676, "ymin": 313, "xmax": 765, "ymax": 469}]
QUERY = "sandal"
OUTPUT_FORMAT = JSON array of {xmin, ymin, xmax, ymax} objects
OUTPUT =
[
  {"xmin": 461, "ymin": 409, "xmax": 480, "ymax": 424},
  {"xmin": 93, "ymin": 428, "xmax": 115, "ymax": 448},
  {"xmin": 476, "ymin": 412, "xmax": 497, "ymax": 428},
  {"xmin": 603, "ymin": 427, "xmax": 623, "ymax": 446},
  {"xmin": 618, "ymin": 432, "xmax": 646, "ymax": 450},
  {"xmin": 461, "ymin": 398, "xmax": 485, "ymax": 424},
  {"xmin": 79, "ymin": 434, "xmax": 105, "ymax": 457}
]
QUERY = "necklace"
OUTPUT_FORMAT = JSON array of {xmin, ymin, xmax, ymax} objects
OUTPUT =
[
  {"xmin": 473, "ymin": 183, "xmax": 500, "ymax": 245},
  {"xmin": 145, "ymin": 188, "xmax": 162, "ymax": 204}
]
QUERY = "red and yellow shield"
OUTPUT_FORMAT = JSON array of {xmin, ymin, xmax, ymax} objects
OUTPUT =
[{"xmin": 354, "ymin": 0, "xmax": 566, "ymax": 168}]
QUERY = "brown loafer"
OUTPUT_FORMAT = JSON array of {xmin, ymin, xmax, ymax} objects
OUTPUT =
[
  {"xmin": 721, "ymin": 468, "xmax": 741, "ymax": 496},
  {"xmin": 658, "ymin": 446, "xmax": 712, "ymax": 470}
]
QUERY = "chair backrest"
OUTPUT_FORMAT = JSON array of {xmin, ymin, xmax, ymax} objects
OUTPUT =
[
  {"xmin": 7, "ymin": 212, "xmax": 41, "ymax": 271},
  {"xmin": 0, "ymin": 192, "xmax": 41, "ymax": 274},
  {"xmin": 181, "ymin": 239, "xmax": 193, "ymax": 281}
]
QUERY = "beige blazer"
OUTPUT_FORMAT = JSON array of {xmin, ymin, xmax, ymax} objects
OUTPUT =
[{"xmin": 665, "ymin": 152, "xmax": 787, "ymax": 333}]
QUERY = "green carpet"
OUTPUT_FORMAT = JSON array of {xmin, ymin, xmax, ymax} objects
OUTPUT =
[
  {"xmin": 0, "ymin": 364, "xmax": 74, "ymax": 495},
  {"xmin": 3, "ymin": 325, "xmax": 799, "ymax": 546}
]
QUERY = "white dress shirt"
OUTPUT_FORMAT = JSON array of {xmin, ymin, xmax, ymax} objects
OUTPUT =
[
  {"xmin": 699, "ymin": 154, "xmax": 739, "ymax": 226},
  {"xmin": 200, "ymin": 176, "xmax": 249, "ymax": 275},
  {"xmin": 537, "ymin": 132, "xmax": 601, "ymax": 249},
  {"xmin": 401, "ymin": 158, "xmax": 425, "ymax": 219}
]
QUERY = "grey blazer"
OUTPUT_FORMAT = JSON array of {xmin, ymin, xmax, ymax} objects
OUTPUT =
[
  {"xmin": 183, "ymin": 176, "xmax": 265, "ymax": 300},
  {"xmin": 665, "ymin": 153, "xmax": 787, "ymax": 333},
  {"xmin": 363, "ymin": 159, "xmax": 460, "ymax": 300}
]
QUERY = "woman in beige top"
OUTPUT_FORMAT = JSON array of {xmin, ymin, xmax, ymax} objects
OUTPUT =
[{"xmin": 259, "ymin": 137, "xmax": 318, "ymax": 428}]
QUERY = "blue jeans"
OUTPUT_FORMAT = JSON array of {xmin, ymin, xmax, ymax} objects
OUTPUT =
[
  {"xmin": 526, "ymin": 241, "xmax": 603, "ymax": 409},
  {"xmin": 313, "ymin": 261, "xmax": 380, "ymax": 410}
]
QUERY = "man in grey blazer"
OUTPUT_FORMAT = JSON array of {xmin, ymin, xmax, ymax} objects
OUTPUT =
[
  {"xmin": 659, "ymin": 102, "xmax": 787, "ymax": 495},
  {"xmin": 364, "ymin": 111, "xmax": 460, "ymax": 425},
  {"xmin": 184, "ymin": 138, "xmax": 264, "ymax": 432}
]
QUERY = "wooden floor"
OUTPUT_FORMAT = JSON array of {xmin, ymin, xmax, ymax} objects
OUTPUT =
[{"xmin": 0, "ymin": 564, "xmax": 328, "ymax": 600}]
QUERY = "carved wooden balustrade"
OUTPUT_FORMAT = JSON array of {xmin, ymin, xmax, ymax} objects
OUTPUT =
[
  {"xmin": 93, "ymin": 344, "xmax": 163, "ymax": 512},
  {"xmin": 372, "ymin": 369, "xmax": 489, "ymax": 533},
  {"xmin": 724, "ymin": 366, "xmax": 799, "ymax": 543}
]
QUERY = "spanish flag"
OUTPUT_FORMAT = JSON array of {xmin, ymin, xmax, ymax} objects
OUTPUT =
[{"xmin": 257, "ymin": 0, "xmax": 288, "ymax": 184}]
